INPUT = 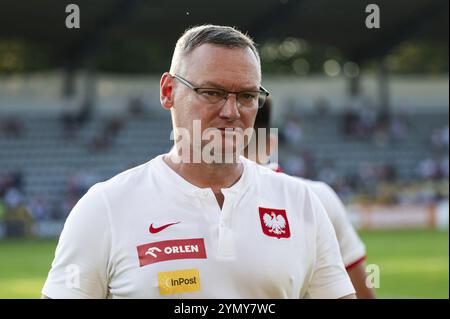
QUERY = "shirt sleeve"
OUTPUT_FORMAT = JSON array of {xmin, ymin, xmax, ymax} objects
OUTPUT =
[
  {"xmin": 305, "ymin": 188, "xmax": 356, "ymax": 299},
  {"xmin": 309, "ymin": 182, "xmax": 366, "ymax": 268},
  {"xmin": 42, "ymin": 184, "xmax": 112, "ymax": 299}
]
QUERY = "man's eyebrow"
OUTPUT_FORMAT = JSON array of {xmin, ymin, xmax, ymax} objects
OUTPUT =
[{"xmin": 200, "ymin": 80, "xmax": 260, "ymax": 91}]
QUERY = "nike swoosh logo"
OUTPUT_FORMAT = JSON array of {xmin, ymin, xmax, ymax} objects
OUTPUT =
[{"xmin": 149, "ymin": 222, "xmax": 180, "ymax": 234}]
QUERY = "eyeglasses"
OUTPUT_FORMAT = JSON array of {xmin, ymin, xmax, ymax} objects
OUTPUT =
[{"xmin": 172, "ymin": 74, "xmax": 270, "ymax": 109}]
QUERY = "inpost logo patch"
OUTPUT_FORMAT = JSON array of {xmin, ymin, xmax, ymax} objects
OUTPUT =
[{"xmin": 158, "ymin": 269, "xmax": 201, "ymax": 295}]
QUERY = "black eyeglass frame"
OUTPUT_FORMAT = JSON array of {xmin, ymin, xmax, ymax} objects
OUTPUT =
[{"xmin": 171, "ymin": 74, "xmax": 270, "ymax": 109}]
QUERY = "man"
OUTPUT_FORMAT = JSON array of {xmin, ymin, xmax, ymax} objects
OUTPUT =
[
  {"xmin": 42, "ymin": 25, "xmax": 355, "ymax": 299},
  {"xmin": 244, "ymin": 97, "xmax": 376, "ymax": 298}
]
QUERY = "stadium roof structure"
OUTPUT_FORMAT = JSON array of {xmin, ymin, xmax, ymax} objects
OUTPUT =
[{"xmin": 0, "ymin": 0, "xmax": 448, "ymax": 71}]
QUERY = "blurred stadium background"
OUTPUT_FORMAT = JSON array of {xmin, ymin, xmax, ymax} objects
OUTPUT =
[{"xmin": 0, "ymin": 0, "xmax": 448, "ymax": 298}]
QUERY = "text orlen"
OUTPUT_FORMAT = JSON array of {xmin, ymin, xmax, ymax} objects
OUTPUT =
[
  {"xmin": 164, "ymin": 244, "xmax": 199, "ymax": 254},
  {"xmin": 137, "ymin": 238, "xmax": 207, "ymax": 266}
]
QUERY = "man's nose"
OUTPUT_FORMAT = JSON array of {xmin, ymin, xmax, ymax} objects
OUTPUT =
[{"xmin": 219, "ymin": 94, "xmax": 240, "ymax": 120}]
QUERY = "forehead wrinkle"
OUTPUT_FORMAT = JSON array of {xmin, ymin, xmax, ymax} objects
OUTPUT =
[
  {"xmin": 199, "ymin": 80, "xmax": 260, "ymax": 92},
  {"xmin": 194, "ymin": 66, "xmax": 261, "ymax": 92}
]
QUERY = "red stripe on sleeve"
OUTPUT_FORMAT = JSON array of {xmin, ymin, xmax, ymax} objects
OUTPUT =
[{"xmin": 345, "ymin": 255, "xmax": 367, "ymax": 271}]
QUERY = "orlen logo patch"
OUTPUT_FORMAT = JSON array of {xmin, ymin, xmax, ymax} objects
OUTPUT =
[
  {"xmin": 158, "ymin": 269, "xmax": 201, "ymax": 295},
  {"xmin": 137, "ymin": 238, "xmax": 207, "ymax": 267}
]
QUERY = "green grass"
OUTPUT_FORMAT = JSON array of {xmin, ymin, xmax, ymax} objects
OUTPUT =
[
  {"xmin": 0, "ymin": 229, "xmax": 448, "ymax": 298},
  {"xmin": 0, "ymin": 239, "xmax": 56, "ymax": 299},
  {"xmin": 360, "ymin": 229, "xmax": 449, "ymax": 299}
]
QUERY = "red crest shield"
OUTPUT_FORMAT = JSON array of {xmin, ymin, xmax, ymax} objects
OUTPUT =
[{"xmin": 258, "ymin": 207, "xmax": 291, "ymax": 239}]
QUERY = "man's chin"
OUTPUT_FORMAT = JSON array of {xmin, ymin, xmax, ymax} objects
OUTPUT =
[{"xmin": 206, "ymin": 147, "xmax": 242, "ymax": 164}]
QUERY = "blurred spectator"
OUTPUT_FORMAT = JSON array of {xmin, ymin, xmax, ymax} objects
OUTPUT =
[
  {"xmin": 430, "ymin": 125, "xmax": 449, "ymax": 151},
  {"xmin": 0, "ymin": 117, "xmax": 24, "ymax": 138},
  {"xmin": 342, "ymin": 107, "xmax": 359, "ymax": 136},
  {"xmin": 282, "ymin": 117, "xmax": 303, "ymax": 145},
  {"xmin": 371, "ymin": 110, "xmax": 392, "ymax": 146},
  {"xmin": 127, "ymin": 94, "xmax": 152, "ymax": 116},
  {"xmin": 11, "ymin": 171, "xmax": 23, "ymax": 191},
  {"xmin": 4, "ymin": 187, "xmax": 23, "ymax": 209},
  {"xmin": 0, "ymin": 171, "xmax": 23, "ymax": 197},
  {"xmin": 389, "ymin": 111, "xmax": 410, "ymax": 142},
  {"xmin": 359, "ymin": 102, "xmax": 379, "ymax": 137},
  {"xmin": 442, "ymin": 125, "xmax": 449, "ymax": 148},
  {"xmin": 1, "ymin": 172, "xmax": 27, "ymax": 237},
  {"xmin": 377, "ymin": 163, "xmax": 397, "ymax": 182},
  {"xmin": 2, "ymin": 186, "xmax": 32, "ymax": 238},
  {"xmin": 61, "ymin": 100, "xmax": 93, "ymax": 139},
  {"xmin": 282, "ymin": 150, "xmax": 313, "ymax": 178},
  {"xmin": 0, "ymin": 174, "xmax": 7, "ymax": 197},
  {"xmin": 396, "ymin": 182, "xmax": 417, "ymax": 205},
  {"xmin": 313, "ymin": 97, "xmax": 331, "ymax": 119},
  {"xmin": 283, "ymin": 153, "xmax": 306, "ymax": 177},
  {"xmin": 332, "ymin": 178, "xmax": 355, "ymax": 203},
  {"xmin": 431, "ymin": 129, "xmax": 443, "ymax": 149},
  {"xmin": 89, "ymin": 134, "xmax": 111, "ymax": 152},
  {"xmin": 355, "ymin": 162, "xmax": 380, "ymax": 197},
  {"xmin": 0, "ymin": 198, "xmax": 5, "ymax": 221},
  {"xmin": 67, "ymin": 170, "xmax": 100, "ymax": 199},
  {"xmin": 318, "ymin": 159, "xmax": 339, "ymax": 186},
  {"xmin": 441, "ymin": 155, "xmax": 449, "ymax": 178},
  {"xmin": 88, "ymin": 117, "xmax": 125, "ymax": 152},
  {"xmin": 57, "ymin": 195, "xmax": 79, "ymax": 220},
  {"xmin": 3, "ymin": 205, "xmax": 32, "ymax": 238},
  {"xmin": 342, "ymin": 94, "xmax": 379, "ymax": 140},
  {"xmin": 104, "ymin": 117, "xmax": 124, "ymax": 138},
  {"xmin": 28, "ymin": 195, "xmax": 52, "ymax": 221},
  {"xmin": 417, "ymin": 157, "xmax": 442, "ymax": 180},
  {"xmin": 358, "ymin": 162, "xmax": 377, "ymax": 184},
  {"xmin": 58, "ymin": 170, "xmax": 100, "ymax": 220}
]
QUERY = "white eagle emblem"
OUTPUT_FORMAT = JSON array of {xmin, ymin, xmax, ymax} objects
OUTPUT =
[{"xmin": 263, "ymin": 212, "xmax": 287, "ymax": 235}]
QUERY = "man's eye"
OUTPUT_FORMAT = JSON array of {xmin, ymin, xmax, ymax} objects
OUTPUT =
[
  {"xmin": 201, "ymin": 90, "xmax": 222, "ymax": 97},
  {"xmin": 241, "ymin": 93, "xmax": 258, "ymax": 100}
]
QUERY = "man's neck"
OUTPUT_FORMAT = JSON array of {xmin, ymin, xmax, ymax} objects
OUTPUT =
[{"xmin": 163, "ymin": 150, "xmax": 244, "ymax": 195}]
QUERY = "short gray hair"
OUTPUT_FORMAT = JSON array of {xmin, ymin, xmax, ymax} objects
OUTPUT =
[{"xmin": 169, "ymin": 24, "xmax": 260, "ymax": 74}]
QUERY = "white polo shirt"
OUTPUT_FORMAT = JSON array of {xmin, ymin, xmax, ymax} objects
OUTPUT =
[
  {"xmin": 304, "ymin": 180, "xmax": 366, "ymax": 269},
  {"xmin": 265, "ymin": 163, "xmax": 367, "ymax": 269},
  {"xmin": 42, "ymin": 155, "xmax": 355, "ymax": 299}
]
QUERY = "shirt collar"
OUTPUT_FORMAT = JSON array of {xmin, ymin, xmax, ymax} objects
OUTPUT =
[{"xmin": 151, "ymin": 154, "xmax": 253, "ymax": 197}]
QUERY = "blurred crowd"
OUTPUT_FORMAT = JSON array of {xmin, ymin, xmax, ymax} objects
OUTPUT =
[
  {"xmin": 0, "ymin": 95, "xmax": 155, "ymax": 238},
  {"xmin": 278, "ymin": 97, "xmax": 449, "ymax": 205},
  {"xmin": 0, "ymin": 95, "xmax": 448, "ymax": 238},
  {"xmin": 0, "ymin": 169, "xmax": 102, "ymax": 238},
  {"xmin": 0, "ymin": 171, "xmax": 32, "ymax": 237}
]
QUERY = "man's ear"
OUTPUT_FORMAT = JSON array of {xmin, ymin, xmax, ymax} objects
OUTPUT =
[{"xmin": 160, "ymin": 72, "xmax": 174, "ymax": 110}]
